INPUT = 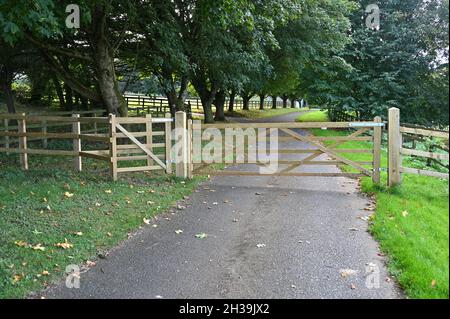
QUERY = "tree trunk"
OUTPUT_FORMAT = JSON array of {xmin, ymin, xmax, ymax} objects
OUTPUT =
[
  {"xmin": 272, "ymin": 96, "xmax": 277, "ymax": 109},
  {"xmin": 214, "ymin": 91, "xmax": 226, "ymax": 121},
  {"xmin": 228, "ymin": 90, "xmax": 236, "ymax": 112},
  {"xmin": 64, "ymin": 84, "xmax": 74, "ymax": 110},
  {"xmin": 90, "ymin": 4, "xmax": 127, "ymax": 116},
  {"xmin": 290, "ymin": 98, "xmax": 296, "ymax": 108},
  {"xmin": 259, "ymin": 94, "xmax": 265, "ymax": 110},
  {"xmin": 191, "ymin": 76, "xmax": 218, "ymax": 123},
  {"xmin": 52, "ymin": 77, "xmax": 66, "ymax": 108},
  {"xmin": 243, "ymin": 97, "xmax": 250, "ymax": 111},
  {"xmin": 1, "ymin": 72, "xmax": 15, "ymax": 113},
  {"xmin": 282, "ymin": 95, "xmax": 288, "ymax": 108}
]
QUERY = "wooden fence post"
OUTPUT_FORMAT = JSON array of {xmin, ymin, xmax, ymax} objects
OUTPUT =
[
  {"xmin": 18, "ymin": 113, "xmax": 28, "ymax": 170},
  {"xmin": 4, "ymin": 119, "xmax": 9, "ymax": 154},
  {"xmin": 42, "ymin": 120, "xmax": 48, "ymax": 148},
  {"xmin": 187, "ymin": 119, "xmax": 193, "ymax": 179},
  {"xmin": 165, "ymin": 113, "xmax": 173, "ymax": 174},
  {"xmin": 146, "ymin": 114, "xmax": 153, "ymax": 167},
  {"xmin": 109, "ymin": 114, "xmax": 118, "ymax": 181},
  {"xmin": 372, "ymin": 116, "xmax": 382, "ymax": 184},
  {"xmin": 388, "ymin": 108, "xmax": 402, "ymax": 187},
  {"xmin": 72, "ymin": 114, "xmax": 82, "ymax": 172},
  {"xmin": 175, "ymin": 111, "xmax": 187, "ymax": 178}
]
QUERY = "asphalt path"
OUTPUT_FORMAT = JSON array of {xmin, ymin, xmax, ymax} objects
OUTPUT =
[{"xmin": 43, "ymin": 111, "xmax": 402, "ymax": 299}]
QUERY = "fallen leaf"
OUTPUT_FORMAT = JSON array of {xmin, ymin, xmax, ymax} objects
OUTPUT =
[
  {"xmin": 13, "ymin": 274, "xmax": 22, "ymax": 283},
  {"xmin": 147, "ymin": 201, "xmax": 155, "ymax": 205},
  {"xmin": 86, "ymin": 260, "xmax": 96, "ymax": 267},
  {"xmin": 195, "ymin": 233, "xmax": 208, "ymax": 239},
  {"xmin": 31, "ymin": 244, "xmax": 46, "ymax": 251},
  {"xmin": 349, "ymin": 228, "xmax": 359, "ymax": 232},
  {"xmin": 340, "ymin": 269, "xmax": 357, "ymax": 278},
  {"xmin": 55, "ymin": 239, "xmax": 73, "ymax": 250},
  {"xmin": 351, "ymin": 283, "xmax": 357, "ymax": 290},
  {"xmin": 41, "ymin": 270, "xmax": 50, "ymax": 276},
  {"xmin": 175, "ymin": 229, "xmax": 183, "ymax": 234},
  {"xmin": 74, "ymin": 231, "xmax": 83, "ymax": 236},
  {"xmin": 143, "ymin": 218, "xmax": 151, "ymax": 225},
  {"xmin": 256, "ymin": 243, "xmax": 266, "ymax": 248},
  {"xmin": 14, "ymin": 240, "xmax": 28, "ymax": 247},
  {"xmin": 64, "ymin": 192, "xmax": 74, "ymax": 198},
  {"xmin": 431, "ymin": 280, "xmax": 437, "ymax": 288},
  {"xmin": 104, "ymin": 189, "xmax": 112, "ymax": 194},
  {"xmin": 402, "ymin": 211, "xmax": 409, "ymax": 217}
]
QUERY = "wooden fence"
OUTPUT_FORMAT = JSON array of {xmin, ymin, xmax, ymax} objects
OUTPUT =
[
  {"xmin": 388, "ymin": 108, "xmax": 449, "ymax": 186},
  {"xmin": 0, "ymin": 113, "xmax": 173, "ymax": 181},
  {"xmin": 125, "ymin": 94, "xmax": 286, "ymax": 116}
]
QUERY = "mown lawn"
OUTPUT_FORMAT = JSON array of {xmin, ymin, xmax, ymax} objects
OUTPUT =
[
  {"xmin": 0, "ymin": 151, "xmax": 203, "ymax": 299},
  {"xmin": 310, "ymin": 128, "xmax": 449, "ymax": 299},
  {"xmin": 226, "ymin": 107, "xmax": 306, "ymax": 119}
]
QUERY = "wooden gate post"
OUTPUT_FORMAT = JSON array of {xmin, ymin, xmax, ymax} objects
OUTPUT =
[
  {"xmin": 109, "ymin": 114, "xmax": 118, "ymax": 181},
  {"xmin": 372, "ymin": 116, "xmax": 382, "ymax": 184},
  {"xmin": 165, "ymin": 113, "xmax": 173, "ymax": 174},
  {"xmin": 187, "ymin": 119, "xmax": 193, "ymax": 179},
  {"xmin": 175, "ymin": 111, "xmax": 187, "ymax": 178},
  {"xmin": 72, "ymin": 114, "xmax": 82, "ymax": 172},
  {"xmin": 145, "ymin": 114, "xmax": 153, "ymax": 167},
  {"xmin": 18, "ymin": 113, "xmax": 28, "ymax": 170},
  {"xmin": 388, "ymin": 108, "xmax": 402, "ymax": 187},
  {"xmin": 4, "ymin": 119, "xmax": 9, "ymax": 154}
]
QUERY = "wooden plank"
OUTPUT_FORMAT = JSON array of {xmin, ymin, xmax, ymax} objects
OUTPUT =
[
  {"xmin": 116, "ymin": 165, "xmax": 164, "ymax": 173},
  {"xmin": 401, "ymin": 148, "xmax": 449, "ymax": 161},
  {"xmin": 388, "ymin": 108, "xmax": 402, "ymax": 186},
  {"xmin": 117, "ymin": 154, "xmax": 165, "ymax": 161},
  {"xmin": 255, "ymin": 160, "xmax": 373, "ymax": 166},
  {"xmin": 400, "ymin": 127, "xmax": 449, "ymax": 139},
  {"xmin": 79, "ymin": 150, "xmax": 110, "ymax": 161},
  {"xmin": 202, "ymin": 171, "xmax": 364, "ymax": 178},
  {"xmin": 109, "ymin": 115, "xmax": 118, "ymax": 181},
  {"xmin": 115, "ymin": 123, "xmax": 166, "ymax": 169},
  {"xmin": 308, "ymin": 136, "xmax": 372, "ymax": 142},
  {"xmin": 187, "ymin": 119, "xmax": 193, "ymax": 179},
  {"xmin": 115, "ymin": 117, "xmax": 149, "ymax": 124},
  {"xmin": 174, "ymin": 111, "xmax": 187, "ymax": 178},
  {"xmin": 18, "ymin": 115, "xmax": 28, "ymax": 170},
  {"xmin": 79, "ymin": 134, "xmax": 111, "ymax": 142},
  {"xmin": 401, "ymin": 167, "xmax": 449, "ymax": 179},
  {"xmin": 3, "ymin": 118, "xmax": 9, "ymax": 153},
  {"xmin": 373, "ymin": 116, "xmax": 382, "ymax": 184},
  {"xmin": 146, "ymin": 114, "xmax": 153, "ymax": 168},
  {"xmin": 164, "ymin": 113, "xmax": 172, "ymax": 174},
  {"xmin": 200, "ymin": 121, "xmax": 380, "ymax": 129},
  {"xmin": 281, "ymin": 128, "xmax": 372, "ymax": 176},
  {"xmin": 0, "ymin": 147, "xmax": 77, "ymax": 156},
  {"xmin": 72, "ymin": 114, "xmax": 82, "ymax": 172},
  {"xmin": 0, "ymin": 131, "xmax": 79, "ymax": 139}
]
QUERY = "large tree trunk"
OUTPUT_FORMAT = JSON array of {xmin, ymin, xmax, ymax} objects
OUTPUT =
[
  {"xmin": 1, "ymin": 71, "xmax": 15, "ymax": 113},
  {"xmin": 214, "ymin": 91, "xmax": 226, "ymax": 121},
  {"xmin": 242, "ymin": 92, "xmax": 253, "ymax": 111},
  {"xmin": 191, "ymin": 76, "xmax": 218, "ymax": 123},
  {"xmin": 259, "ymin": 94, "xmax": 265, "ymax": 110},
  {"xmin": 290, "ymin": 98, "xmax": 296, "ymax": 108},
  {"xmin": 282, "ymin": 95, "xmax": 288, "ymax": 108},
  {"xmin": 90, "ymin": 4, "xmax": 127, "ymax": 116},
  {"xmin": 228, "ymin": 90, "xmax": 236, "ymax": 112},
  {"xmin": 271, "ymin": 96, "xmax": 277, "ymax": 109},
  {"xmin": 64, "ymin": 84, "xmax": 74, "ymax": 110}
]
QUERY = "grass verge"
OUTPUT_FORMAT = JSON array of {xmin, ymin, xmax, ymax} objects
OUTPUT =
[
  {"xmin": 310, "ymin": 128, "xmax": 449, "ymax": 299},
  {"xmin": 0, "ymin": 152, "xmax": 203, "ymax": 298},
  {"xmin": 296, "ymin": 110, "xmax": 329, "ymax": 122}
]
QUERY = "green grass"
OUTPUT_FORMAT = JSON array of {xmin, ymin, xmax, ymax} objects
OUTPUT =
[
  {"xmin": 310, "ymin": 128, "xmax": 449, "ymax": 299},
  {"xmin": 226, "ymin": 108, "xmax": 306, "ymax": 120},
  {"xmin": 296, "ymin": 110, "xmax": 329, "ymax": 122},
  {"xmin": 0, "ymin": 150, "xmax": 203, "ymax": 299}
]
